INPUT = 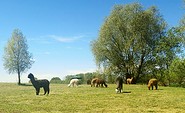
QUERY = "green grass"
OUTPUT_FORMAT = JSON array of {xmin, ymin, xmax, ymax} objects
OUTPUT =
[{"xmin": 0, "ymin": 83, "xmax": 185, "ymax": 113}]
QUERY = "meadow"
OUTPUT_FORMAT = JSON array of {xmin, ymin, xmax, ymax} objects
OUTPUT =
[{"xmin": 0, "ymin": 83, "xmax": 185, "ymax": 113}]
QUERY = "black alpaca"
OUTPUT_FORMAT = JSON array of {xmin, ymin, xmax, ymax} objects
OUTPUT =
[
  {"xmin": 28, "ymin": 73, "xmax": 50, "ymax": 95},
  {"xmin": 115, "ymin": 76, "xmax": 123, "ymax": 93}
]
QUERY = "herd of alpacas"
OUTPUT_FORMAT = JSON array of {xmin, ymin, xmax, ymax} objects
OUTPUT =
[{"xmin": 28, "ymin": 73, "xmax": 158, "ymax": 95}]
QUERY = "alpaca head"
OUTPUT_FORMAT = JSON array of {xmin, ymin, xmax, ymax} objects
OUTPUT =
[
  {"xmin": 115, "ymin": 88, "xmax": 119, "ymax": 93},
  {"xmin": 28, "ymin": 73, "xmax": 34, "ymax": 79}
]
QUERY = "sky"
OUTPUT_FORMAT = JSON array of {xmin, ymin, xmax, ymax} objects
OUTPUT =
[{"xmin": 0, "ymin": 0, "xmax": 184, "ymax": 83}]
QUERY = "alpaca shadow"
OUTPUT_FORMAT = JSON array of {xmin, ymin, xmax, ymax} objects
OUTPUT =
[
  {"xmin": 116, "ymin": 91, "xmax": 131, "ymax": 94},
  {"xmin": 152, "ymin": 89, "xmax": 163, "ymax": 90},
  {"xmin": 122, "ymin": 91, "xmax": 131, "ymax": 93}
]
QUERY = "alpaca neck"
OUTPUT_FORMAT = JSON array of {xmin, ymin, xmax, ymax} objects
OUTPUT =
[{"xmin": 30, "ymin": 78, "xmax": 36, "ymax": 84}]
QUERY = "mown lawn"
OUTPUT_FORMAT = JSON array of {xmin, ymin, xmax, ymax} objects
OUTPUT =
[{"xmin": 0, "ymin": 83, "xmax": 185, "ymax": 113}]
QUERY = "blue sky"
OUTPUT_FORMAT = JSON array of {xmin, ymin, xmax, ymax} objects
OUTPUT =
[{"xmin": 0, "ymin": 0, "xmax": 184, "ymax": 83}]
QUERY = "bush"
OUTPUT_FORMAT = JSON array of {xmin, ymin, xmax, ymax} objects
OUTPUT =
[{"xmin": 50, "ymin": 77, "xmax": 62, "ymax": 84}]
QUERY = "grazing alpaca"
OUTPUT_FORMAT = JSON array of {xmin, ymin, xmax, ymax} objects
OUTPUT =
[
  {"xmin": 91, "ymin": 78, "xmax": 108, "ymax": 87},
  {"xmin": 68, "ymin": 79, "xmax": 79, "ymax": 87},
  {"xmin": 91, "ymin": 78, "xmax": 98, "ymax": 87},
  {"xmin": 127, "ymin": 77, "xmax": 133, "ymax": 84},
  {"xmin": 96, "ymin": 79, "xmax": 108, "ymax": 87},
  {"xmin": 87, "ymin": 79, "xmax": 91, "ymax": 85},
  {"xmin": 115, "ymin": 76, "xmax": 123, "ymax": 93},
  {"xmin": 28, "ymin": 73, "xmax": 50, "ymax": 95},
  {"xmin": 148, "ymin": 78, "xmax": 158, "ymax": 90}
]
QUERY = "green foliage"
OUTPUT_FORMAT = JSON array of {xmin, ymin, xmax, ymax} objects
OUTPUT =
[
  {"xmin": 63, "ymin": 72, "xmax": 98, "ymax": 84},
  {"xmin": 169, "ymin": 58, "xmax": 185, "ymax": 87},
  {"xmin": 3, "ymin": 29, "xmax": 34, "ymax": 85},
  {"xmin": 50, "ymin": 77, "xmax": 62, "ymax": 84},
  {"xmin": 62, "ymin": 72, "xmax": 114, "ymax": 84}
]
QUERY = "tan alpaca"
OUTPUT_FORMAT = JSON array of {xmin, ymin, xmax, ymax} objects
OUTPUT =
[
  {"xmin": 148, "ymin": 79, "xmax": 158, "ymax": 90},
  {"xmin": 127, "ymin": 77, "xmax": 133, "ymax": 84}
]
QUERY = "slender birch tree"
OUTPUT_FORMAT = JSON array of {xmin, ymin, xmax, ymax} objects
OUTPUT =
[{"xmin": 3, "ymin": 29, "xmax": 34, "ymax": 85}]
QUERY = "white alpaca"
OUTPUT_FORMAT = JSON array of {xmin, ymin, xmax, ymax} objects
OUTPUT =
[{"xmin": 68, "ymin": 79, "xmax": 79, "ymax": 87}]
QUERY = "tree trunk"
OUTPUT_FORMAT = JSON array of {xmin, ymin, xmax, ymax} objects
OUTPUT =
[
  {"xmin": 135, "ymin": 52, "xmax": 145, "ymax": 83},
  {"xmin": 18, "ymin": 71, "xmax": 21, "ymax": 85}
]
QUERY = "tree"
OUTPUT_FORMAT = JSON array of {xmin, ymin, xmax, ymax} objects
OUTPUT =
[
  {"xmin": 91, "ymin": 3, "xmax": 183, "ymax": 83},
  {"xmin": 50, "ymin": 77, "xmax": 62, "ymax": 84},
  {"xmin": 155, "ymin": 27, "xmax": 184, "ymax": 84},
  {"xmin": 169, "ymin": 58, "xmax": 185, "ymax": 87},
  {"xmin": 3, "ymin": 29, "xmax": 34, "ymax": 85}
]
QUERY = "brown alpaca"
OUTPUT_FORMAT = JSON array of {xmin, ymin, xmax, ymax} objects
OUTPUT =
[
  {"xmin": 148, "ymin": 79, "xmax": 158, "ymax": 90},
  {"xmin": 127, "ymin": 77, "xmax": 133, "ymax": 84},
  {"xmin": 91, "ymin": 78, "xmax": 107, "ymax": 87},
  {"xmin": 96, "ymin": 79, "xmax": 108, "ymax": 87}
]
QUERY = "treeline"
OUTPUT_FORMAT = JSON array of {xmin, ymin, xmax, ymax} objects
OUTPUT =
[{"xmin": 50, "ymin": 72, "xmax": 118, "ymax": 84}]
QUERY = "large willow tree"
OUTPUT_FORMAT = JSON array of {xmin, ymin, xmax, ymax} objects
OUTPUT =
[
  {"xmin": 3, "ymin": 29, "xmax": 34, "ymax": 85},
  {"xmin": 91, "ymin": 3, "xmax": 183, "ymax": 83}
]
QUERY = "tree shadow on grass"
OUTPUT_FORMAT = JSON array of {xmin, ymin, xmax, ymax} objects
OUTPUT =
[{"xmin": 19, "ymin": 83, "xmax": 32, "ymax": 86}]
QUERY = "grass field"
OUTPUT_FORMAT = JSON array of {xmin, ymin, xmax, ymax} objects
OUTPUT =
[{"xmin": 0, "ymin": 83, "xmax": 185, "ymax": 113}]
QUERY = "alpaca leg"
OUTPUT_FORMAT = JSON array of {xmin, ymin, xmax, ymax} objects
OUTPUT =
[
  {"xmin": 119, "ymin": 84, "xmax": 122, "ymax": 93},
  {"xmin": 104, "ymin": 83, "xmax": 108, "ymax": 87},
  {"xmin": 72, "ymin": 83, "xmax": 74, "ymax": 87},
  {"xmin": 155, "ymin": 84, "xmax": 158, "ymax": 90},
  {"xmin": 101, "ymin": 83, "xmax": 103, "ymax": 87},
  {"xmin": 116, "ymin": 82, "xmax": 120, "ymax": 93},
  {"xmin": 152, "ymin": 85, "xmax": 154, "ymax": 90},
  {"xmin": 43, "ymin": 87, "xmax": 47, "ymax": 95},
  {"xmin": 36, "ymin": 88, "xmax": 40, "ymax": 95},
  {"xmin": 96, "ymin": 83, "xmax": 98, "ymax": 87},
  {"xmin": 75, "ymin": 82, "xmax": 78, "ymax": 87},
  {"xmin": 48, "ymin": 88, "xmax": 50, "ymax": 94}
]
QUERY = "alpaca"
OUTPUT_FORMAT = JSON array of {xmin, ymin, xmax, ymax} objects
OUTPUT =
[
  {"xmin": 91, "ymin": 78, "xmax": 98, "ymax": 87},
  {"xmin": 115, "ymin": 76, "xmax": 123, "ymax": 93},
  {"xmin": 68, "ymin": 79, "xmax": 79, "ymax": 87},
  {"xmin": 91, "ymin": 78, "xmax": 107, "ymax": 87},
  {"xmin": 28, "ymin": 73, "xmax": 50, "ymax": 95},
  {"xmin": 87, "ymin": 79, "xmax": 91, "ymax": 85},
  {"xmin": 96, "ymin": 79, "xmax": 108, "ymax": 87},
  {"xmin": 127, "ymin": 77, "xmax": 133, "ymax": 84},
  {"xmin": 148, "ymin": 78, "xmax": 158, "ymax": 90}
]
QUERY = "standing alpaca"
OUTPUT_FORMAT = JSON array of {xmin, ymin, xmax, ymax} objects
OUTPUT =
[
  {"xmin": 115, "ymin": 76, "xmax": 123, "ymax": 93},
  {"xmin": 127, "ymin": 77, "xmax": 133, "ymax": 84},
  {"xmin": 28, "ymin": 73, "xmax": 50, "ymax": 95},
  {"xmin": 148, "ymin": 78, "xmax": 158, "ymax": 90},
  {"xmin": 68, "ymin": 79, "xmax": 79, "ymax": 87}
]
